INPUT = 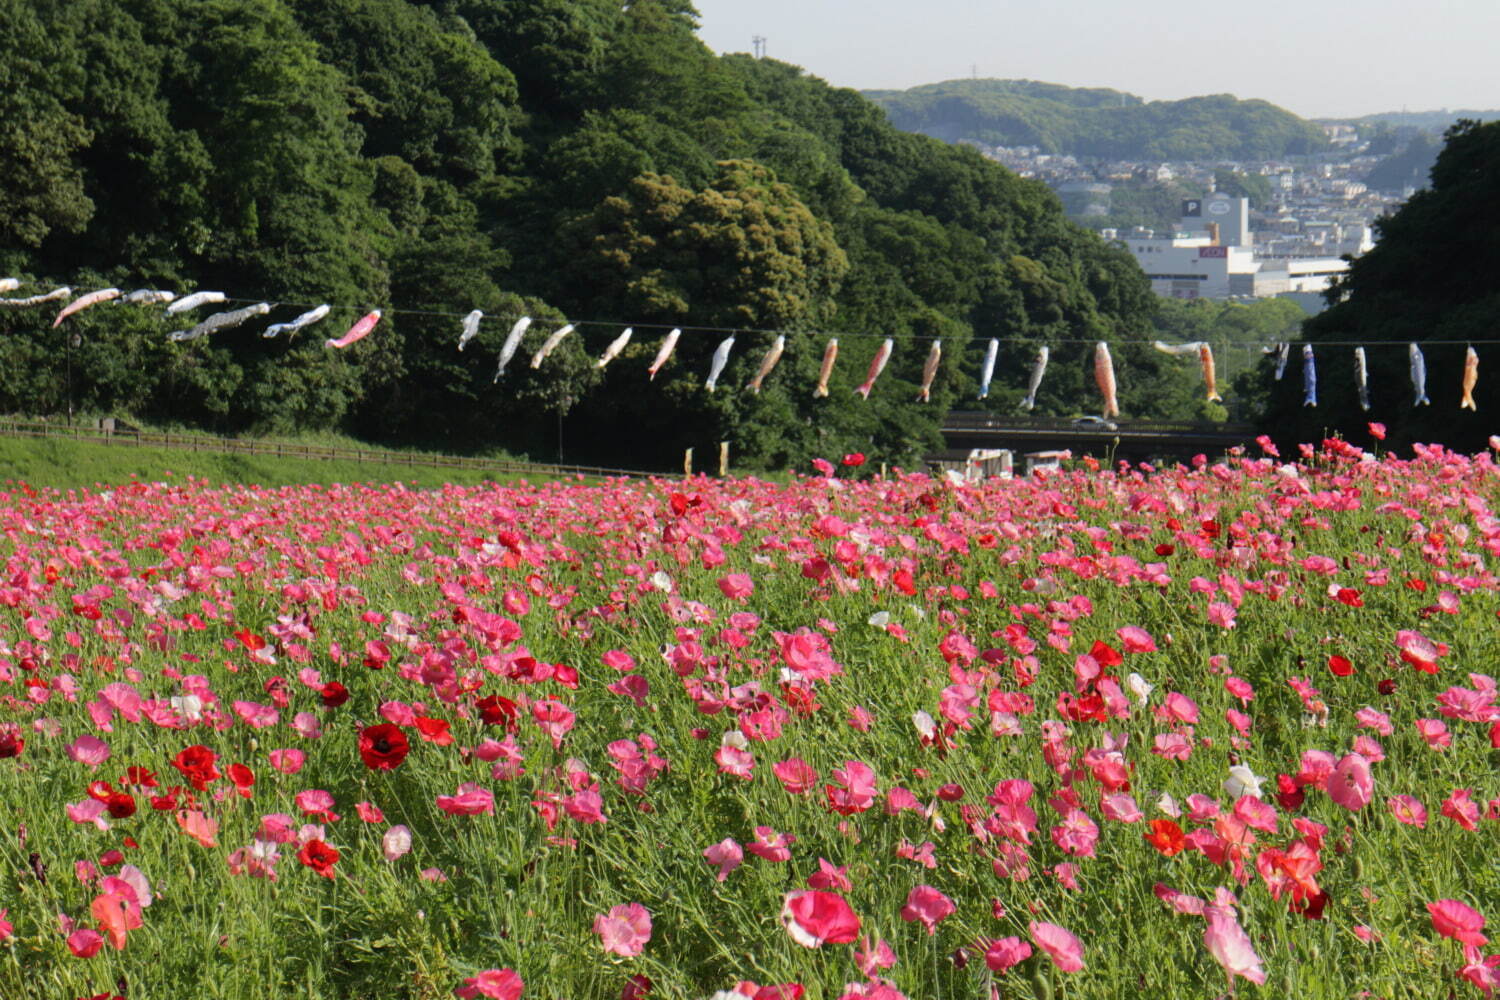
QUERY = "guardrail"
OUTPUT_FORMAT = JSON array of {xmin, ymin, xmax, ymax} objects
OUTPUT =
[
  {"xmin": 0, "ymin": 418, "xmax": 661, "ymax": 481},
  {"xmin": 943, "ymin": 412, "xmax": 1258, "ymax": 435}
]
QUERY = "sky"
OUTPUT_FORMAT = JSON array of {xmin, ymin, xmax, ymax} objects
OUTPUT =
[{"xmin": 690, "ymin": 0, "xmax": 1500, "ymax": 119}]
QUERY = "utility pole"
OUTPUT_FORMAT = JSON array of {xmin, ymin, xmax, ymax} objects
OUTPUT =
[{"xmin": 752, "ymin": 35, "xmax": 766, "ymax": 59}]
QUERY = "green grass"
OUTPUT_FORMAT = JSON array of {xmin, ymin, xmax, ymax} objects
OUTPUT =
[{"xmin": 0, "ymin": 434, "xmax": 522, "ymax": 490}]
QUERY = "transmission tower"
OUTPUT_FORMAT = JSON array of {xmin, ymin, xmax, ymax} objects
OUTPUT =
[{"xmin": 752, "ymin": 35, "xmax": 766, "ymax": 59}]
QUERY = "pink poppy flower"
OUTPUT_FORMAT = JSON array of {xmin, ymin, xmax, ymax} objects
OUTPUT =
[
  {"xmin": 1203, "ymin": 906, "xmax": 1266, "ymax": 985},
  {"xmin": 1117, "ymin": 626, "xmax": 1157, "ymax": 653},
  {"xmin": 717, "ymin": 574, "xmax": 754, "ymax": 602},
  {"xmin": 702, "ymin": 838, "xmax": 743, "ymax": 882},
  {"xmin": 1429, "ymin": 899, "xmax": 1487, "ymax": 947},
  {"xmin": 825, "ymin": 760, "xmax": 878, "ymax": 815},
  {"xmin": 854, "ymin": 937, "xmax": 896, "ymax": 976},
  {"xmin": 715, "ymin": 745, "xmax": 755, "ymax": 780},
  {"xmin": 1441, "ymin": 789, "xmax": 1480, "ymax": 830},
  {"xmin": 900, "ymin": 885, "xmax": 955, "ymax": 934},
  {"xmin": 1100, "ymin": 792, "xmax": 1143, "ymax": 823},
  {"xmin": 1029, "ymin": 921, "xmax": 1085, "ymax": 972},
  {"xmin": 781, "ymin": 890, "xmax": 861, "ymax": 947},
  {"xmin": 1414, "ymin": 719, "xmax": 1451, "ymax": 750},
  {"xmin": 436, "ymin": 783, "xmax": 495, "ymax": 817},
  {"xmin": 66, "ymin": 735, "xmax": 111, "ymax": 769},
  {"xmin": 1325, "ymin": 753, "xmax": 1373, "ymax": 811},
  {"xmin": 382, "ymin": 825, "xmax": 412, "ymax": 862},
  {"xmin": 746, "ymin": 826, "xmax": 795, "ymax": 862},
  {"xmin": 806, "ymin": 858, "xmax": 852, "ymax": 891},
  {"xmin": 67, "ymin": 927, "xmax": 104, "ymax": 958},
  {"xmin": 984, "ymin": 936, "xmax": 1033, "ymax": 973},
  {"xmin": 773, "ymin": 758, "xmax": 818, "ymax": 794},
  {"xmin": 453, "ymin": 968, "xmax": 524, "ymax": 999},
  {"xmin": 1387, "ymin": 794, "xmax": 1427, "ymax": 828},
  {"xmin": 595, "ymin": 902, "xmax": 652, "ymax": 958},
  {"xmin": 268, "ymin": 749, "xmax": 306, "ymax": 774}
]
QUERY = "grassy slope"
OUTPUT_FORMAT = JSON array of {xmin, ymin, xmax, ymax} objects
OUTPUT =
[{"xmin": 0, "ymin": 435, "xmax": 525, "ymax": 490}]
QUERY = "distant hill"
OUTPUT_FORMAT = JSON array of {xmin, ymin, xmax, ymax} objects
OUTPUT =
[
  {"xmin": 1348, "ymin": 109, "xmax": 1500, "ymax": 131},
  {"xmin": 863, "ymin": 79, "xmax": 1328, "ymax": 160}
]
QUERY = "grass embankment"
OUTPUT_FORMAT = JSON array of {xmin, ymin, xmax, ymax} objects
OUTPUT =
[{"xmin": 0, "ymin": 434, "xmax": 521, "ymax": 490}]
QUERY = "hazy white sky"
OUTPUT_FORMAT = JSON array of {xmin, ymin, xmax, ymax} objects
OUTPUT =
[{"xmin": 691, "ymin": 0, "xmax": 1500, "ymax": 119}]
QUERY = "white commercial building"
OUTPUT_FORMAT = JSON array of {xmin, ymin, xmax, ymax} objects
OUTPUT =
[{"xmin": 1108, "ymin": 193, "xmax": 1349, "ymax": 301}]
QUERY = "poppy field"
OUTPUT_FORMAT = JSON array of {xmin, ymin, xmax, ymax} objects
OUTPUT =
[{"xmin": 1, "ymin": 438, "xmax": 1498, "ymax": 1000}]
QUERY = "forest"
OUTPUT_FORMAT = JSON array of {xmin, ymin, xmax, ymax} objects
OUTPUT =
[{"xmin": 0, "ymin": 0, "xmax": 1226, "ymax": 470}]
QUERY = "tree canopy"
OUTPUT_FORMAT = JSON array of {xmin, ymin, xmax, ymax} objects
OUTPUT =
[{"xmin": 0, "ymin": 0, "xmax": 1204, "ymax": 470}]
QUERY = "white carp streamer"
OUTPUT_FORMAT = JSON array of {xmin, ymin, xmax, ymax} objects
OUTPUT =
[
  {"xmin": 596, "ymin": 328, "xmax": 632, "ymax": 369},
  {"xmin": 263, "ymin": 304, "xmax": 330, "ymax": 339},
  {"xmin": 457, "ymin": 310, "xmax": 483, "ymax": 351},
  {"xmin": 166, "ymin": 291, "xmax": 227, "ymax": 315},
  {"xmin": 704, "ymin": 335, "xmax": 736, "ymax": 392},
  {"xmin": 493, "ymin": 316, "xmax": 532, "ymax": 381},
  {"xmin": 976, "ymin": 338, "xmax": 998, "ymax": 399},
  {"xmin": 0, "ymin": 286, "xmax": 71, "ymax": 308}
]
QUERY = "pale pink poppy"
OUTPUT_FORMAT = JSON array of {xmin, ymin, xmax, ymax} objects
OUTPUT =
[
  {"xmin": 382, "ymin": 825, "xmax": 412, "ymax": 862},
  {"xmin": 1029, "ymin": 920, "xmax": 1085, "ymax": 972},
  {"xmin": 1325, "ymin": 753, "xmax": 1373, "ymax": 811},
  {"xmin": 1117, "ymin": 626, "xmax": 1157, "ymax": 653},
  {"xmin": 1203, "ymin": 905, "xmax": 1266, "ymax": 985},
  {"xmin": 65, "ymin": 735, "xmax": 111, "ymax": 769},
  {"xmin": 594, "ymin": 902, "xmax": 652, "ymax": 957},
  {"xmin": 268, "ymin": 749, "xmax": 306, "ymax": 774}
]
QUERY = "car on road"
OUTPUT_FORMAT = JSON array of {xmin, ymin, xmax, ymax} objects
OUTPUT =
[{"xmin": 1072, "ymin": 415, "xmax": 1118, "ymax": 431}]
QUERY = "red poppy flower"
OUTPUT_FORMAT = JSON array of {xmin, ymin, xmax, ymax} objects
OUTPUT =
[
  {"xmin": 413, "ymin": 716, "xmax": 454, "ymax": 745},
  {"xmin": 841, "ymin": 453, "xmax": 866, "ymax": 467},
  {"xmin": 358, "ymin": 724, "xmax": 410, "ymax": 771},
  {"xmin": 171, "ymin": 745, "xmax": 220, "ymax": 791},
  {"xmin": 1143, "ymin": 818, "xmax": 1185, "ymax": 857},
  {"xmin": 233, "ymin": 628, "xmax": 267, "ymax": 651},
  {"xmin": 105, "ymin": 792, "xmax": 136, "ymax": 819},
  {"xmin": 1088, "ymin": 640, "xmax": 1123, "ymax": 669},
  {"xmin": 320, "ymin": 682, "xmax": 349, "ymax": 708},
  {"xmin": 228, "ymin": 763, "xmax": 255, "ymax": 798},
  {"xmin": 1335, "ymin": 588, "xmax": 1363, "ymax": 608},
  {"xmin": 0, "ymin": 731, "xmax": 23, "ymax": 758},
  {"xmin": 298, "ymin": 838, "xmax": 340, "ymax": 879},
  {"xmin": 1327, "ymin": 655, "xmax": 1355, "ymax": 677},
  {"xmin": 476, "ymin": 694, "xmax": 518, "ymax": 727}
]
